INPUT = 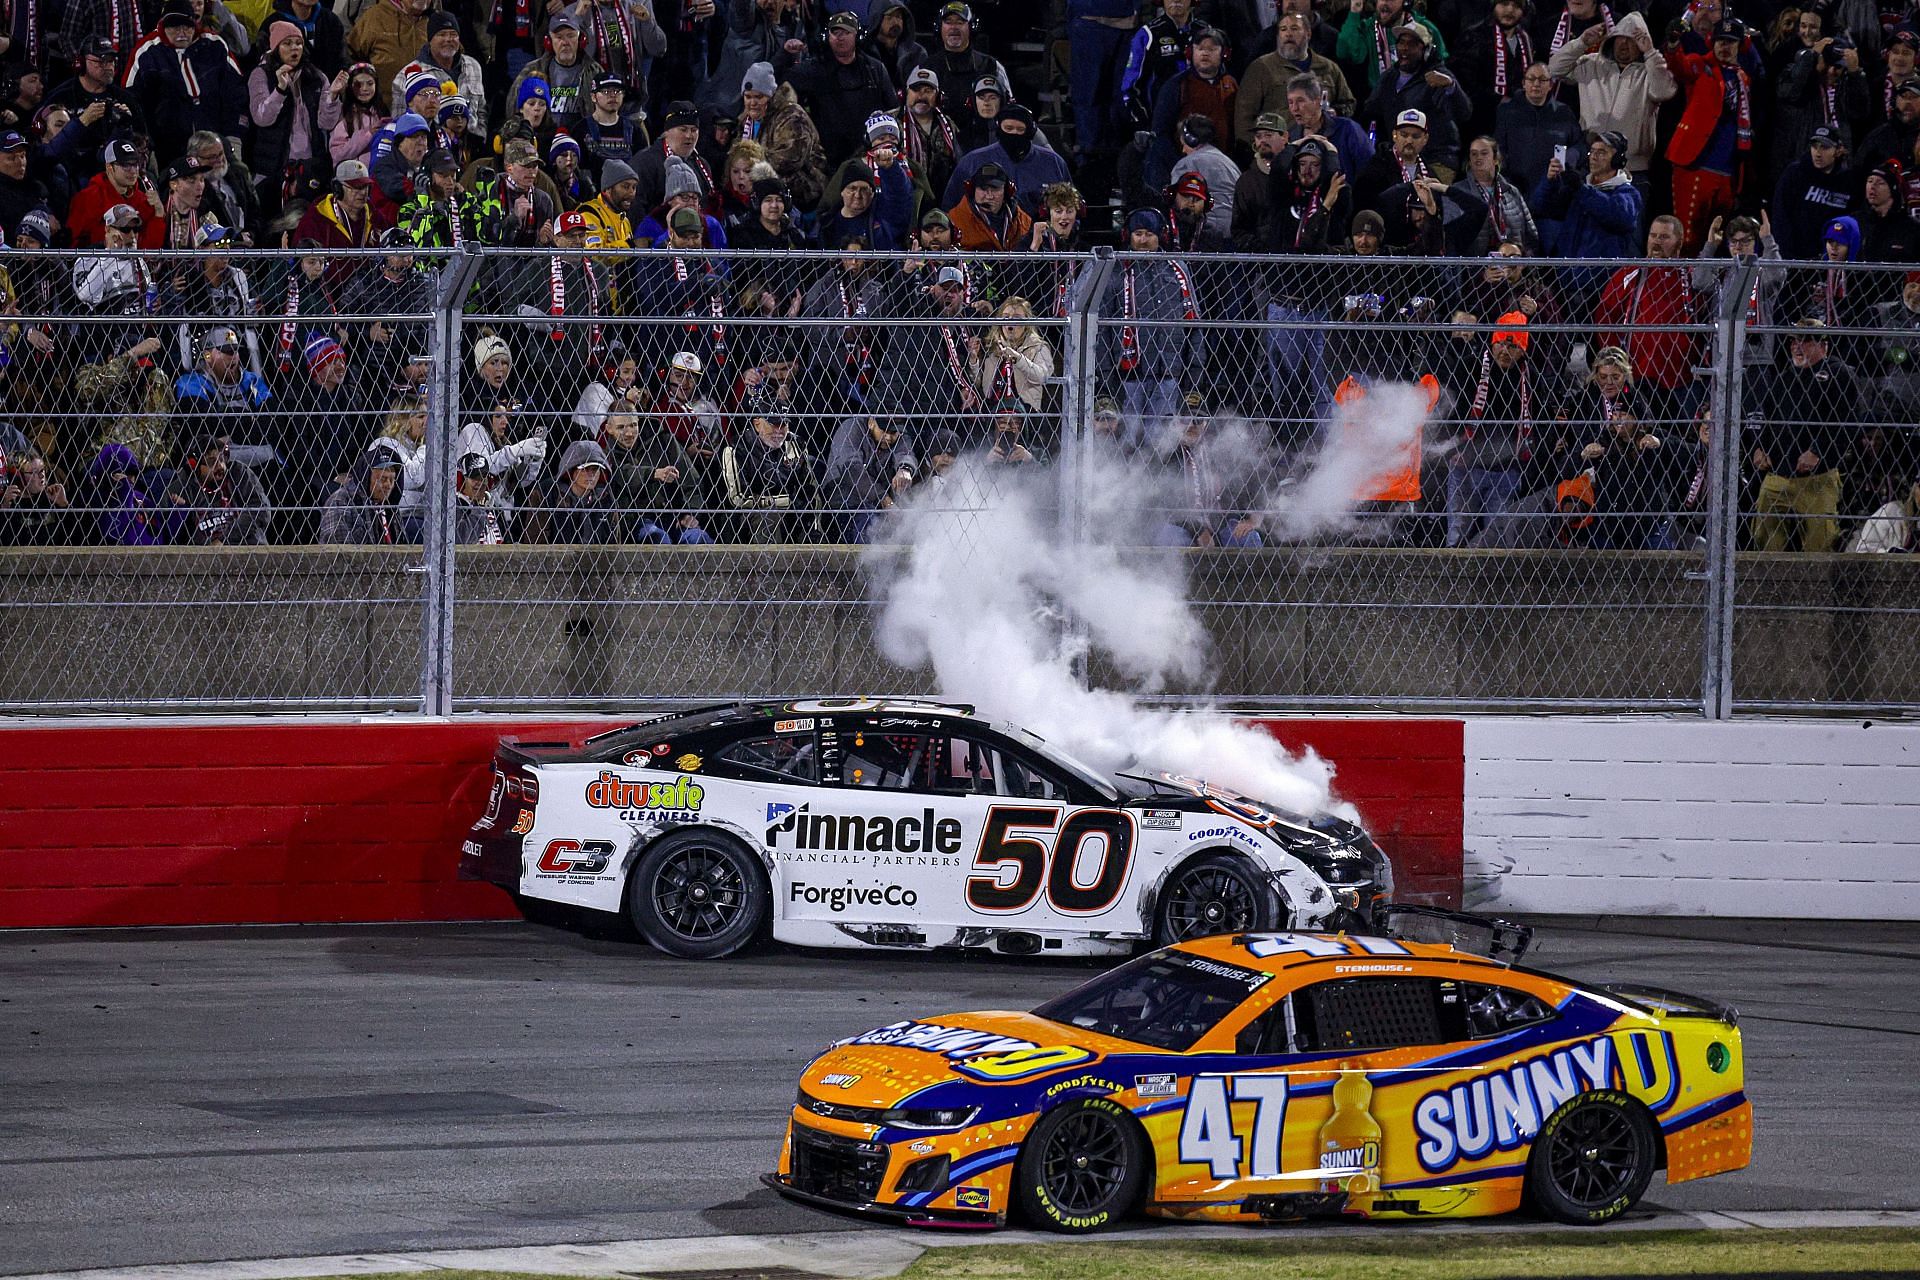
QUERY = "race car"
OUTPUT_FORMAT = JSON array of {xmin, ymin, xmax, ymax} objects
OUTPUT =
[
  {"xmin": 764, "ymin": 927, "xmax": 1751, "ymax": 1230},
  {"xmin": 458, "ymin": 698, "xmax": 1392, "ymax": 959}
]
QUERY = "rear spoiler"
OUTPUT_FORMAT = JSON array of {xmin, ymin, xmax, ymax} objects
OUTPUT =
[
  {"xmin": 1382, "ymin": 904, "xmax": 1534, "ymax": 965},
  {"xmin": 1596, "ymin": 982, "xmax": 1740, "ymax": 1026}
]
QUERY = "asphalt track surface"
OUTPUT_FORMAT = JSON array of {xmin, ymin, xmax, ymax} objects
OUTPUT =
[{"xmin": 2, "ymin": 915, "xmax": 1916, "ymax": 1275}]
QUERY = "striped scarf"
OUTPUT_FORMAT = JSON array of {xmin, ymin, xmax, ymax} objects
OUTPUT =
[
  {"xmin": 940, "ymin": 324, "xmax": 978, "ymax": 409},
  {"xmin": 276, "ymin": 272, "xmax": 302, "ymax": 372},
  {"xmin": 1549, "ymin": 3, "xmax": 1613, "ymax": 61},
  {"xmin": 590, "ymin": 0, "xmax": 639, "ymax": 79},
  {"xmin": 1466, "ymin": 347, "xmax": 1532, "ymax": 459},
  {"xmin": 1493, "ymin": 23, "xmax": 1534, "ymax": 99},
  {"xmin": 671, "ymin": 253, "xmax": 727, "ymax": 363},
  {"xmin": 838, "ymin": 277, "xmax": 870, "ymax": 379},
  {"xmin": 901, "ymin": 108, "xmax": 957, "ymax": 177}
]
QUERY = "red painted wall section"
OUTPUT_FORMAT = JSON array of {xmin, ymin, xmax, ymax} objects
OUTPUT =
[
  {"xmin": 0, "ymin": 717, "xmax": 1461, "ymax": 929},
  {"xmin": 1249, "ymin": 718, "xmax": 1464, "ymax": 909}
]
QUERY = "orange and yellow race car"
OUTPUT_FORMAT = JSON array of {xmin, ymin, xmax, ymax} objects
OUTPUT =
[{"xmin": 765, "ymin": 925, "xmax": 1750, "ymax": 1232}]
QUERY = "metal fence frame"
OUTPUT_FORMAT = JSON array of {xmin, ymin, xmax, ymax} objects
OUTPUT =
[{"xmin": 4, "ymin": 246, "xmax": 1916, "ymax": 717}]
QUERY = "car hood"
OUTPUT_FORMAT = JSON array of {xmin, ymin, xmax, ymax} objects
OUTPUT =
[{"xmin": 800, "ymin": 1011, "xmax": 1135, "ymax": 1109}]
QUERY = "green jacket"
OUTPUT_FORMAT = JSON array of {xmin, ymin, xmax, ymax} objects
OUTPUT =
[{"xmin": 1337, "ymin": 10, "xmax": 1447, "ymax": 93}]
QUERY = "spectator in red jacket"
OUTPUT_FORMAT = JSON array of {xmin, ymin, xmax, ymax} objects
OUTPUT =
[
  {"xmin": 1666, "ymin": 17, "xmax": 1756, "ymax": 254},
  {"xmin": 1596, "ymin": 213, "xmax": 1701, "ymax": 426},
  {"xmin": 67, "ymin": 136, "xmax": 165, "ymax": 248}
]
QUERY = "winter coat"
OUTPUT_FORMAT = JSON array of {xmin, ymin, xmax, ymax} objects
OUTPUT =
[
  {"xmin": 1360, "ymin": 52, "xmax": 1472, "ymax": 174},
  {"xmin": 318, "ymin": 441, "xmax": 405, "ymax": 543},
  {"xmin": 1667, "ymin": 46, "xmax": 1754, "ymax": 172},
  {"xmin": 943, "ymin": 140, "xmax": 1072, "ymax": 218},
  {"xmin": 1098, "ymin": 256, "xmax": 1202, "ymax": 382},
  {"xmin": 823, "ymin": 414, "xmax": 916, "ymax": 511},
  {"xmin": 1494, "ymin": 95, "xmax": 1585, "ymax": 194},
  {"xmin": 1235, "ymin": 51, "xmax": 1356, "ymax": 140},
  {"xmin": 162, "ymin": 460, "xmax": 271, "ymax": 545},
  {"xmin": 347, "ymin": 0, "xmax": 431, "ymax": 100},
  {"xmin": 122, "ymin": 32, "xmax": 248, "ymax": 164},
  {"xmin": 759, "ymin": 83, "xmax": 829, "ymax": 211},
  {"xmin": 529, "ymin": 439, "xmax": 619, "ymax": 544},
  {"xmin": 1596, "ymin": 262, "xmax": 1699, "ymax": 392},
  {"xmin": 1545, "ymin": 13, "xmax": 1676, "ymax": 173},
  {"xmin": 1773, "ymin": 48, "xmax": 1872, "ymax": 177},
  {"xmin": 1771, "ymin": 157, "xmax": 1858, "ymax": 261},
  {"xmin": 788, "ymin": 49, "xmax": 896, "ymax": 166},
  {"xmin": 1532, "ymin": 168, "xmax": 1643, "ymax": 260}
]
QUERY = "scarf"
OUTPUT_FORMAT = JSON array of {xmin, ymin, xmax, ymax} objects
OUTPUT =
[
  {"xmin": 837, "ymin": 276, "xmax": 871, "ymax": 379},
  {"xmin": 1291, "ymin": 185, "xmax": 1321, "ymax": 248},
  {"xmin": 1398, "ymin": 153, "xmax": 1432, "ymax": 184},
  {"xmin": 1720, "ymin": 64, "xmax": 1753, "ymax": 150},
  {"xmin": 1177, "ymin": 442, "xmax": 1217, "ymax": 514},
  {"xmin": 902, "ymin": 108, "xmax": 957, "ymax": 176},
  {"xmin": 1550, "ymin": 3, "xmax": 1613, "ymax": 60},
  {"xmin": 1119, "ymin": 264, "xmax": 1141, "ymax": 371},
  {"xmin": 1494, "ymin": 23, "xmax": 1534, "ymax": 99},
  {"xmin": 175, "ymin": 43, "xmax": 203, "ymax": 99},
  {"xmin": 447, "ymin": 193, "xmax": 464, "ymax": 247},
  {"xmin": 1466, "ymin": 348, "xmax": 1533, "ymax": 458},
  {"xmin": 1823, "ymin": 266, "xmax": 1846, "ymax": 322},
  {"xmin": 10, "ymin": 0, "xmax": 39, "ymax": 66},
  {"xmin": 670, "ymin": 252, "xmax": 727, "ymax": 363},
  {"xmin": 591, "ymin": 0, "xmax": 638, "ymax": 78},
  {"xmin": 1823, "ymin": 80, "xmax": 1838, "ymax": 126},
  {"xmin": 166, "ymin": 194, "xmax": 201, "ymax": 250},
  {"xmin": 1374, "ymin": 15, "xmax": 1395, "ymax": 76},
  {"xmin": 939, "ymin": 324, "xmax": 979, "ymax": 409},
  {"xmin": 1475, "ymin": 178, "xmax": 1508, "ymax": 240},
  {"xmin": 493, "ymin": 0, "xmax": 533, "ymax": 40},
  {"xmin": 276, "ymin": 272, "xmax": 301, "ymax": 372}
]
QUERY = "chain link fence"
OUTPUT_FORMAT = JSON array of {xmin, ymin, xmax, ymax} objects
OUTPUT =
[{"xmin": 0, "ymin": 245, "xmax": 1914, "ymax": 716}]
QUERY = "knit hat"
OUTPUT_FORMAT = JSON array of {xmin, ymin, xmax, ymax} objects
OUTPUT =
[
  {"xmin": 1352, "ymin": 208, "xmax": 1386, "ymax": 237},
  {"xmin": 426, "ymin": 10, "xmax": 459, "ymax": 36},
  {"xmin": 404, "ymin": 70, "xmax": 442, "ymax": 104},
  {"xmin": 751, "ymin": 164, "xmax": 788, "ymax": 204},
  {"xmin": 473, "ymin": 334, "xmax": 511, "ymax": 372},
  {"xmin": 663, "ymin": 156, "xmax": 701, "ymax": 201},
  {"xmin": 160, "ymin": 0, "xmax": 196, "ymax": 27},
  {"xmin": 600, "ymin": 157, "xmax": 639, "ymax": 189},
  {"xmin": 304, "ymin": 332, "xmax": 345, "ymax": 374},
  {"xmin": 1492, "ymin": 310, "xmax": 1530, "ymax": 351},
  {"xmin": 266, "ymin": 20, "xmax": 301, "ymax": 52},
  {"xmin": 517, "ymin": 77, "xmax": 551, "ymax": 109},
  {"xmin": 393, "ymin": 112, "xmax": 430, "ymax": 138},
  {"xmin": 742, "ymin": 61, "xmax": 776, "ymax": 96},
  {"xmin": 438, "ymin": 95, "xmax": 469, "ymax": 121},
  {"xmin": 16, "ymin": 210, "xmax": 52, "ymax": 246},
  {"xmin": 865, "ymin": 111, "xmax": 900, "ymax": 143},
  {"xmin": 1126, "ymin": 207, "xmax": 1165, "ymax": 235},
  {"xmin": 662, "ymin": 100, "xmax": 699, "ymax": 131},
  {"xmin": 548, "ymin": 131, "xmax": 580, "ymax": 158}
]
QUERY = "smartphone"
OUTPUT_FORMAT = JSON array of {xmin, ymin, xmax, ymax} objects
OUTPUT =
[{"xmin": 1554, "ymin": 145, "xmax": 1572, "ymax": 168}]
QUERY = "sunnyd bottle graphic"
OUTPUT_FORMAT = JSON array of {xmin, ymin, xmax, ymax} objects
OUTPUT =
[{"xmin": 1318, "ymin": 1073, "xmax": 1382, "ymax": 1197}]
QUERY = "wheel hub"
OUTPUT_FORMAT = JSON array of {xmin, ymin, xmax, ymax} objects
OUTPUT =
[{"xmin": 1073, "ymin": 1154, "xmax": 1089, "ymax": 1169}]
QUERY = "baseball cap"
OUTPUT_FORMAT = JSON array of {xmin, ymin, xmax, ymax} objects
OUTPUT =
[
  {"xmin": 973, "ymin": 161, "xmax": 1009, "ymax": 187},
  {"xmin": 458, "ymin": 451, "xmax": 492, "ymax": 479},
  {"xmin": 668, "ymin": 206, "xmax": 702, "ymax": 235},
  {"xmin": 1252, "ymin": 110, "xmax": 1286, "ymax": 134},
  {"xmin": 553, "ymin": 210, "xmax": 587, "ymax": 235},
  {"xmin": 934, "ymin": 264, "xmax": 966, "ymax": 286},
  {"xmin": 1712, "ymin": 16, "xmax": 1744, "ymax": 40},
  {"xmin": 1593, "ymin": 128, "xmax": 1630, "ymax": 159},
  {"xmin": 392, "ymin": 112, "xmax": 430, "ymax": 138},
  {"xmin": 194, "ymin": 222, "xmax": 235, "ymax": 247},
  {"xmin": 1808, "ymin": 124, "xmax": 1841, "ymax": 146},
  {"xmin": 502, "ymin": 139, "xmax": 540, "ymax": 166},
  {"xmin": 906, "ymin": 66, "xmax": 938, "ymax": 90},
  {"xmin": 1394, "ymin": 108, "xmax": 1428, "ymax": 131},
  {"xmin": 825, "ymin": 9, "xmax": 860, "ymax": 30},
  {"xmin": 104, "ymin": 137, "xmax": 143, "ymax": 167},
  {"xmin": 83, "ymin": 37, "xmax": 117, "ymax": 59},
  {"xmin": 1898, "ymin": 78, "xmax": 1920, "ymax": 98},
  {"xmin": 1396, "ymin": 21, "xmax": 1433, "ymax": 45},
  {"xmin": 920, "ymin": 207, "xmax": 952, "ymax": 228},
  {"xmin": 549, "ymin": 10, "xmax": 580, "ymax": 30},
  {"xmin": 423, "ymin": 147, "xmax": 460, "ymax": 174},
  {"xmin": 165, "ymin": 153, "xmax": 205, "ymax": 183},
  {"xmin": 200, "ymin": 324, "xmax": 240, "ymax": 351},
  {"xmin": 1170, "ymin": 171, "xmax": 1209, "ymax": 201},
  {"xmin": 103, "ymin": 202, "xmax": 142, "ymax": 229},
  {"xmin": 939, "ymin": 1, "xmax": 973, "ymax": 20},
  {"xmin": 1794, "ymin": 316, "xmax": 1830, "ymax": 333},
  {"xmin": 335, "ymin": 158, "xmax": 373, "ymax": 185},
  {"xmin": 670, "ymin": 350, "xmax": 703, "ymax": 375},
  {"xmin": 595, "ymin": 72, "xmax": 626, "ymax": 92},
  {"xmin": 0, "ymin": 130, "xmax": 25, "ymax": 153},
  {"xmin": 973, "ymin": 74, "xmax": 1000, "ymax": 97}
]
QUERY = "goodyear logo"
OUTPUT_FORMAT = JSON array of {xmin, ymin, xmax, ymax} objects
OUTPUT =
[{"xmin": 1414, "ymin": 1038, "xmax": 1614, "ymax": 1172}]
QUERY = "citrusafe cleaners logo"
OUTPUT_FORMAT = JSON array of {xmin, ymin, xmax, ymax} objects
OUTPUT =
[{"xmin": 585, "ymin": 772, "xmax": 704, "ymax": 823}]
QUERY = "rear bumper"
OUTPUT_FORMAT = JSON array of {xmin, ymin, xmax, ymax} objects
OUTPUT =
[
  {"xmin": 458, "ymin": 834, "xmax": 522, "ymax": 891},
  {"xmin": 761, "ymin": 1173, "xmax": 1001, "ymax": 1229}
]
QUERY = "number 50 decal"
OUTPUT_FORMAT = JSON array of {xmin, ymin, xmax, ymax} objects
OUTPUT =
[{"xmin": 965, "ymin": 805, "xmax": 1136, "ymax": 916}]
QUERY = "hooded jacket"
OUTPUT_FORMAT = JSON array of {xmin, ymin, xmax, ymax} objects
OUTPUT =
[
  {"xmin": 1545, "ymin": 13, "xmax": 1676, "ymax": 173},
  {"xmin": 757, "ymin": 82, "xmax": 829, "ymax": 211},
  {"xmin": 530, "ymin": 438, "xmax": 618, "ymax": 544},
  {"xmin": 318, "ymin": 439, "xmax": 405, "ymax": 543}
]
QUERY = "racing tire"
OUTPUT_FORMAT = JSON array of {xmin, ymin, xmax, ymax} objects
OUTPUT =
[
  {"xmin": 1152, "ymin": 854, "xmax": 1282, "ymax": 945},
  {"xmin": 1013, "ymin": 1098, "xmax": 1148, "ymax": 1233},
  {"xmin": 626, "ymin": 830, "xmax": 769, "ymax": 960},
  {"xmin": 1526, "ymin": 1091, "xmax": 1659, "ymax": 1225}
]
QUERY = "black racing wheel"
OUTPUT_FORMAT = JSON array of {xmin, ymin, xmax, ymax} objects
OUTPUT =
[
  {"xmin": 1526, "ymin": 1091, "xmax": 1660, "ymax": 1224},
  {"xmin": 626, "ymin": 830, "xmax": 769, "ymax": 959},
  {"xmin": 1153, "ymin": 854, "xmax": 1282, "ymax": 944},
  {"xmin": 1014, "ymin": 1097, "xmax": 1148, "ymax": 1233}
]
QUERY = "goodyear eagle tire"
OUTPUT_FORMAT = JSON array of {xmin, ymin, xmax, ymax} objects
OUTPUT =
[
  {"xmin": 1014, "ymin": 1098, "xmax": 1147, "ymax": 1233},
  {"xmin": 626, "ymin": 830, "xmax": 769, "ymax": 960},
  {"xmin": 1526, "ymin": 1091, "xmax": 1659, "ymax": 1224},
  {"xmin": 1153, "ymin": 854, "xmax": 1282, "ymax": 944}
]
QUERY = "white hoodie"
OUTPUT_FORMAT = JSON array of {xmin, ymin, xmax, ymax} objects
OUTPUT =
[{"xmin": 1547, "ymin": 12, "xmax": 1678, "ymax": 173}]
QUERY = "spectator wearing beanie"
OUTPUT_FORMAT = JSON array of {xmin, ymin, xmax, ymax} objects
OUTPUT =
[
  {"xmin": 248, "ymin": 19, "xmax": 343, "ymax": 223},
  {"xmin": 634, "ymin": 101, "xmax": 715, "ymax": 217},
  {"xmin": 267, "ymin": 0, "xmax": 349, "ymax": 79},
  {"xmin": 389, "ymin": 10, "xmax": 486, "ymax": 130}
]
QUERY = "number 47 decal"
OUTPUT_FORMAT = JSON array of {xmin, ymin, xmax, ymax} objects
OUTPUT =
[
  {"xmin": 965, "ymin": 805, "xmax": 1137, "ymax": 916},
  {"xmin": 1178, "ymin": 1075, "xmax": 1291, "ymax": 1178}
]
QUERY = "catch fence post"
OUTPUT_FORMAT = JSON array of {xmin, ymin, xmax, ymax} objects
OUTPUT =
[
  {"xmin": 1701, "ymin": 254, "xmax": 1757, "ymax": 721},
  {"xmin": 420, "ymin": 245, "xmax": 484, "ymax": 717}
]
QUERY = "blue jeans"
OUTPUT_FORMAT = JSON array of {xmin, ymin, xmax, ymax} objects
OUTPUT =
[
  {"xmin": 1153, "ymin": 518, "xmax": 1265, "ymax": 548},
  {"xmin": 1265, "ymin": 301, "xmax": 1326, "ymax": 417},
  {"xmin": 1069, "ymin": 18, "xmax": 1130, "ymax": 156},
  {"xmin": 634, "ymin": 520, "xmax": 714, "ymax": 545},
  {"xmin": 1121, "ymin": 377, "xmax": 1180, "ymax": 452},
  {"xmin": 1446, "ymin": 465, "xmax": 1522, "ymax": 548}
]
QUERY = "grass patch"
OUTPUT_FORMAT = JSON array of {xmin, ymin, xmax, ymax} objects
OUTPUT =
[{"xmin": 899, "ymin": 1227, "xmax": 1920, "ymax": 1280}]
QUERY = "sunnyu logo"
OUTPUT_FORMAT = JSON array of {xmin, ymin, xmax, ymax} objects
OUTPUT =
[{"xmin": 1413, "ymin": 1038, "xmax": 1614, "ymax": 1173}]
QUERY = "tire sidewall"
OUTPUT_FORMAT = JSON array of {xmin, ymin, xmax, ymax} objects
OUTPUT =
[
  {"xmin": 626, "ymin": 829, "xmax": 769, "ymax": 960},
  {"xmin": 1152, "ymin": 853, "xmax": 1283, "ymax": 946},
  {"xmin": 1014, "ymin": 1097, "xmax": 1147, "ymax": 1233},
  {"xmin": 1527, "ymin": 1089, "xmax": 1658, "ymax": 1225}
]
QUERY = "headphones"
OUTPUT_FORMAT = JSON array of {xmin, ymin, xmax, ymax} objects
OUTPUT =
[{"xmin": 937, "ymin": 3, "xmax": 979, "ymax": 34}]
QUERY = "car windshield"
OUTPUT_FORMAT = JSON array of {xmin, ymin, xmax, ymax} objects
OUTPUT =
[
  {"xmin": 1032, "ymin": 951, "xmax": 1271, "ymax": 1051},
  {"xmin": 994, "ymin": 722, "xmax": 1117, "ymax": 801}
]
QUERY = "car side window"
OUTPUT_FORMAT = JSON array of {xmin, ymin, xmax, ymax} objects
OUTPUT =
[
  {"xmin": 840, "ymin": 732, "xmax": 929, "ymax": 790},
  {"xmin": 1291, "ymin": 977, "xmax": 1452, "ymax": 1053},
  {"xmin": 1458, "ymin": 980, "xmax": 1557, "ymax": 1039},
  {"xmin": 712, "ymin": 734, "xmax": 819, "ymax": 784},
  {"xmin": 1234, "ymin": 1000, "xmax": 1292, "ymax": 1056}
]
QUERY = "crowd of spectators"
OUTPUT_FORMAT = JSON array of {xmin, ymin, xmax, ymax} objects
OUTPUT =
[{"xmin": 0, "ymin": 0, "xmax": 1915, "ymax": 554}]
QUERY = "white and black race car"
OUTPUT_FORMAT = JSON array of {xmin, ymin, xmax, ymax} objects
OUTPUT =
[{"xmin": 459, "ymin": 698, "xmax": 1394, "ymax": 959}]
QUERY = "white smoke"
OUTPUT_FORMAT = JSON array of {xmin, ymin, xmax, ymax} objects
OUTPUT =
[{"xmin": 868, "ymin": 385, "xmax": 1432, "ymax": 820}]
